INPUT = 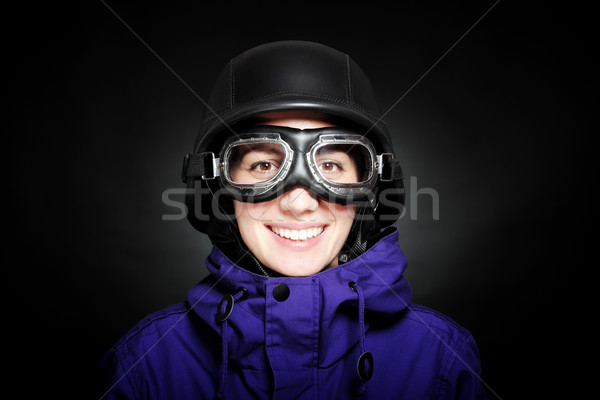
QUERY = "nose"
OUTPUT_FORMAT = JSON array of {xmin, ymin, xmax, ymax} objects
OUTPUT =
[{"xmin": 278, "ymin": 188, "xmax": 319, "ymax": 218}]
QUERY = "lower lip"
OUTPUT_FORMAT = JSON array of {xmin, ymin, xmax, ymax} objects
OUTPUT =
[{"xmin": 266, "ymin": 226, "xmax": 327, "ymax": 249}]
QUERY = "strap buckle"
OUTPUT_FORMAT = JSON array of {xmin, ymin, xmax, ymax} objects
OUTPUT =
[
  {"xmin": 182, "ymin": 152, "xmax": 220, "ymax": 183},
  {"xmin": 377, "ymin": 153, "xmax": 402, "ymax": 182}
]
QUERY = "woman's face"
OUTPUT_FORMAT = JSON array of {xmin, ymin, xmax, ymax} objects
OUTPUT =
[{"xmin": 233, "ymin": 111, "xmax": 356, "ymax": 277}]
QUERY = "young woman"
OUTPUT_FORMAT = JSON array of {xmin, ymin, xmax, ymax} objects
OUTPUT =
[{"xmin": 98, "ymin": 41, "xmax": 487, "ymax": 399}]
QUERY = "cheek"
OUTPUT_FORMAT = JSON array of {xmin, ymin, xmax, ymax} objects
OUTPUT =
[{"xmin": 233, "ymin": 200, "xmax": 276, "ymax": 231}]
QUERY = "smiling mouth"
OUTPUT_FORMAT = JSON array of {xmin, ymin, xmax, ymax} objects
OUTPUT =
[{"xmin": 269, "ymin": 226, "xmax": 325, "ymax": 241}]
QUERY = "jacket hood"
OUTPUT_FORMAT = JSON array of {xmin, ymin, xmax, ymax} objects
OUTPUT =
[{"xmin": 186, "ymin": 227, "xmax": 411, "ymax": 370}]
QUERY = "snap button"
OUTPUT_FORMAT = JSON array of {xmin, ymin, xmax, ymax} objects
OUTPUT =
[{"xmin": 273, "ymin": 283, "xmax": 290, "ymax": 302}]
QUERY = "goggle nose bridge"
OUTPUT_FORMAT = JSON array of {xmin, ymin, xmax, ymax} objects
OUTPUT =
[{"xmin": 276, "ymin": 148, "xmax": 322, "ymax": 195}]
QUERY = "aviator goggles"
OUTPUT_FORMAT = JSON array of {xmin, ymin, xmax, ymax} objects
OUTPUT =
[{"xmin": 183, "ymin": 126, "xmax": 402, "ymax": 205}]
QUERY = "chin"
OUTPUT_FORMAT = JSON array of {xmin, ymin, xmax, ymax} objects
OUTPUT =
[{"xmin": 268, "ymin": 256, "xmax": 332, "ymax": 277}]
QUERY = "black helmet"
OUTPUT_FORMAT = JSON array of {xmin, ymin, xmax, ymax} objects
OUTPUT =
[{"xmin": 182, "ymin": 41, "xmax": 404, "ymax": 271}]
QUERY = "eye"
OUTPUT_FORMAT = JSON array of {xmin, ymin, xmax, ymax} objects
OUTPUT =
[
  {"xmin": 252, "ymin": 161, "xmax": 278, "ymax": 172},
  {"xmin": 320, "ymin": 162, "xmax": 341, "ymax": 172},
  {"xmin": 314, "ymin": 148, "xmax": 360, "ymax": 183}
]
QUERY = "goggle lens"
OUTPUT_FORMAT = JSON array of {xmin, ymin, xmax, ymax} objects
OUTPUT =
[
  {"xmin": 227, "ymin": 142, "xmax": 287, "ymax": 185},
  {"xmin": 312, "ymin": 143, "xmax": 373, "ymax": 184}
]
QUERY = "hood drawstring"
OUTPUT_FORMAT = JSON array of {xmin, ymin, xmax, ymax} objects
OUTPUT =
[
  {"xmin": 349, "ymin": 281, "xmax": 374, "ymax": 399},
  {"xmin": 215, "ymin": 287, "xmax": 247, "ymax": 400},
  {"xmin": 215, "ymin": 283, "xmax": 373, "ymax": 399}
]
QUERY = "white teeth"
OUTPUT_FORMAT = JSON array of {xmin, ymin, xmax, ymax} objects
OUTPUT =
[{"xmin": 270, "ymin": 226, "xmax": 324, "ymax": 241}]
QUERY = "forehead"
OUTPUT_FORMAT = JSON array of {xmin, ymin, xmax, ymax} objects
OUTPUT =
[{"xmin": 251, "ymin": 111, "xmax": 339, "ymax": 130}]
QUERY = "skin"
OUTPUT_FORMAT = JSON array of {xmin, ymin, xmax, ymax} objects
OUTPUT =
[{"xmin": 233, "ymin": 111, "xmax": 357, "ymax": 277}]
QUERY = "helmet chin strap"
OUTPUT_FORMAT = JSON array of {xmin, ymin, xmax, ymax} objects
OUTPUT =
[
  {"xmin": 208, "ymin": 217, "xmax": 283, "ymax": 278},
  {"xmin": 338, "ymin": 206, "xmax": 375, "ymax": 264},
  {"xmin": 205, "ymin": 191, "xmax": 284, "ymax": 277}
]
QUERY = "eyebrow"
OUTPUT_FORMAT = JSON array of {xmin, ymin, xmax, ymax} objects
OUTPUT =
[
  {"xmin": 315, "ymin": 146, "xmax": 351, "ymax": 157},
  {"xmin": 234, "ymin": 143, "xmax": 285, "ymax": 158}
]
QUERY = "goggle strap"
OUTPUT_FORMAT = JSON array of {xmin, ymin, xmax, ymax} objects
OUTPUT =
[
  {"xmin": 377, "ymin": 154, "xmax": 403, "ymax": 182},
  {"xmin": 182, "ymin": 152, "xmax": 221, "ymax": 183}
]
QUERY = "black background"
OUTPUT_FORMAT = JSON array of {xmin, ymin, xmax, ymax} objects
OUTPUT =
[{"xmin": 7, "ymin": 1, "xmax": 592, "ymax": 399}]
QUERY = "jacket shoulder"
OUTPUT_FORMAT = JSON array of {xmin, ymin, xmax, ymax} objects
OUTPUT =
[
  {"xmin": 399, "ymin": 304, "xmax": 487, "ymax": 399},
  {"xmin": 404, "ymin": 303, "xmax": 472, "ymax": 339},
  {"xmin": 113, "ymin": 302, "xmax": 191, "ymax": 349},
  {"xmin": 97, "ymin": 302, "xmax": 211, "ymax": 399}
]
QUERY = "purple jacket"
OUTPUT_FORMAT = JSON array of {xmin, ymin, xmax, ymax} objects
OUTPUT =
[{"xmin": 98, "ymin": 229, "xmax": 487, "ymax": 399}]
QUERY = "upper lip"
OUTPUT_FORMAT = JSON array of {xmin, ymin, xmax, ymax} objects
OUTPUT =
[{"xmin": 266, "ymin": 223, "xmax": 328, "ymax": 230}]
